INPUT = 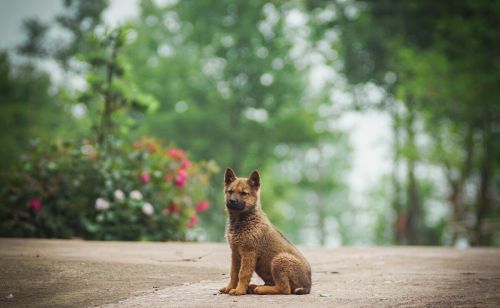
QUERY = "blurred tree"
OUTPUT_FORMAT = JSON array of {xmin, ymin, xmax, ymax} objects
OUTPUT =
[
  {"xmin": 0, "ymin": 0, "xmax": 112, "ymax": 172},
  {"xmin": 128, "ymin": 0, "xmax": 321, "ymax": 170},
  {"xmin": 125, "ymin": 0, "xmax": 332, "ymax": 240},
  {"xmin": 16, "ymin": 18, "xmax": 49, "ymax": 58},
  {"xmin": 54, "ymin": 0, "xmax": 109, "ymax": 71},
  {"xmin": 77, "ymin": 26, "xmax": 158, "ymax": 151},
  {"xmin": 0, "ymin": 52, "xmax": 62, "ymax": 170},
  {"xmin": 307, "ymin": 0, "xmax": 500, "ymax": 245},
  {"xmin": 289, "ymin": 139, "xmax": 351, "ymax": 245}
]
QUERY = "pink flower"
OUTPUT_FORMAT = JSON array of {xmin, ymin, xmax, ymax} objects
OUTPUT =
[
  {"xmin": 174, "ymin": 177, "xmax": 186, "ymax": 187},
  {"xmin": 168, "ymin": 148, "xmax": 186, "ymax": 160},
  {"xmin": 174, "ymin": 169, "xmax": 188, "ymax": 188},
  {"xmin": 132, "ymin": 141, "xmax": 141, "ymax": 149},
  {"xmin": 195, "ymin": 200, "xmax": 209, "ymax": 213},
  {"xmin": 178, "ymin": 169, "xmax": 187, "ymax": 178},
  {"xmin": 187, "ymin": 214, "xmax": 199, "ymax": 228},
  {"xmin": 140, "ymin": 172, "xmax": 151, "ymax": 184},
  {"xmin": 29, "ymin": 199, "xmax": 42, "ymax": 211},
  {"xmin": 181, "ymin": 159, "xmax": 192, "ymax": 169}
]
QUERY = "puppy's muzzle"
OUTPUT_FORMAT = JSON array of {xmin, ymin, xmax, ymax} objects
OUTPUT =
[{"xmin": 226, "ymin": 199, "xmax": 245, "ymax": 211}]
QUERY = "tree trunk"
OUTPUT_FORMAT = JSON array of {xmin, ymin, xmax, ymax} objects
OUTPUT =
[
  {"xmin": 390, "ymin": 103, "xmax": 404, "ymax": 244},
  {"xmin": 318, "ymin": 194, "xmax": 327, "ymax": 246},
  {"xmin": 404, "ymin": 100, "xmax": 422, "ymax": 245},
  {"xmin": 406, "ymin": 160, "xmax": 422, "ymax": 244},
  {"xmin": 446, "ymin": 125, "xmax": 474, "ymax": 245},
  {"xmin": 98, "ymin": 43, "xmax": 117, "ymax": 151},
  {"xmin": 473, "ymin": 125, "xmax": 493, "ymax": 245}
]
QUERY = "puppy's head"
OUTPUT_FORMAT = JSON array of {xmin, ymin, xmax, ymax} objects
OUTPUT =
[{"xmin": 224, "ymin": 168, "xmax": 260, "ymax": 212}]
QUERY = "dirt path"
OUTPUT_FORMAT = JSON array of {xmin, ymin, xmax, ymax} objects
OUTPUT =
[{"xmin": 1, "ymin": 239, "xmax": 499, "ymax": 307}]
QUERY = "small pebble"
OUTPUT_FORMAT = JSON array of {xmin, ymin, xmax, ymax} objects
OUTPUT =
[
  {"xmin": 320, "ymin": 293, "xmax": 331, "ymax": 297},
  {"xmin": 5, "ymin": 293, "xmax": 14, "ymax": 300}
]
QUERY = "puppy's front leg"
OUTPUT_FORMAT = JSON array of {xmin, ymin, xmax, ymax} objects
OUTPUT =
[
  {"xmin": 229, "ymin": 251, "xmax": 256, "ymax": 296},
  {"xmin": 220, "ymin": 251, "xmax": 240, "ymax": 293}
]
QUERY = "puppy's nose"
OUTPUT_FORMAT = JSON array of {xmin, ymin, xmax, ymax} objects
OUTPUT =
[{"xmin": 226, "ymin": 199, "xmax": 244, "ymax": 211}]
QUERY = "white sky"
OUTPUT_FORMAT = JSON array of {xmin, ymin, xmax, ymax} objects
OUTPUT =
[
  {"xmin": 0, "ymin": 0, "xmax": 61, "ymax": 49},
  {"xmin": 0, "ymin": 0, "xmax": 392, "ymax": 211}
]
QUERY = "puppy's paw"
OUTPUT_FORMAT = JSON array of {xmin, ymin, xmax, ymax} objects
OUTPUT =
[
  {"xmin": 219, "ymin": 286, "xmax": 231, "ymax": 294},
  {"xmin": 228, "ymin": 288, "xmax": 246, "ymax": 296},
  {"xmin": 247, "ymin": 284, "xmax": 258, "ymax": 294},
  {"xmin": 253, "ymin": 286, "xmax": 267, "ymax": 295}
]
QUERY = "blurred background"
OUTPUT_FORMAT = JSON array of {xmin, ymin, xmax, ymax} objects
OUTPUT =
[{"xmin": 0, "ymin": 0, "xmax": 498, "ymax": 246}]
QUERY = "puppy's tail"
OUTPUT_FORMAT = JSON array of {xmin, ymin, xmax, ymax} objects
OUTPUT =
[{"xmin": 293, "ymin": 287, "xmax": 310, "ymax": 295}]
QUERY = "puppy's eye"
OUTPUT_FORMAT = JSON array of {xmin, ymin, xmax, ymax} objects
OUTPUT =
[
  {"xmin": 240, "ymin": 192, "xmax": 248, "ymax": 196},
  {"xmin": 226, "ymin": 190, "xmax": 234, "ymax": 194}
]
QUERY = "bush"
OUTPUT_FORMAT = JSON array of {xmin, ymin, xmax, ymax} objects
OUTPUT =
[{"xmin": 0, "ymin": 136, "xmax": 218, "ymax": 240}]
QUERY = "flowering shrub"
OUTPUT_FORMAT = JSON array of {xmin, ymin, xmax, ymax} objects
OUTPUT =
[{"xmin": 0, "ymin": 137, "xmax": 218, "ymax": 240}]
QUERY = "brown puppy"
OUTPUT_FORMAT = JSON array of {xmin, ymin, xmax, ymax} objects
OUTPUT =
[{"xmin": 219, "ymin": 168, "xmax": 311, "ymax": 296}]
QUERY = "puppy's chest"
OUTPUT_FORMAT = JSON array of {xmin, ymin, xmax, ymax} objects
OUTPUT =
[{"xmin": 226, "ymin": 226, "xmax": 263, "ymax": 250}]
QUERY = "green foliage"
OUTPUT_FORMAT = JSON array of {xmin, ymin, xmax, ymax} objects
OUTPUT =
[
  {"xmin": 4, "ymin": 0, "xmax": 497, "ymax": 246},
  {"xmin": 74, "ymin": 25, "xmax": 160, "ymax": 150},
  {"xmin": 124, "ymin": 0, "xmax": 334, "ymax": 240},
  {"xmin": 0, "ymin": 52, "xmax": 73, "ymax": 171},
  {"xmin": 17, "ymin": 18, "xmax": 49, "ymax": 58},
  {"xmin": 260, "ymin": 138, "xmax": 352, "ymax": 245},
  {"xmin": 0, "ymin": 136, "xmax": 217, "ymax": 240},
  {"xmin": 307, "ymin": 0, "xmax": 500, "ymax": 245},
  {"xmin": 54, "ymin": 0, "xmax": 109, "ymax": 69},
  {"xmin": 0, "ymin": 140, "xmax": 90, "ymax": 238},
  {"xmin": 128, "ymin": 0, "xmax": 319, "ymax": 168}
]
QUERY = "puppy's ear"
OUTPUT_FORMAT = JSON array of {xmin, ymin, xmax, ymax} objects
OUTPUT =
[
  {"xmin": 247, "ymin": 170, "xmax": 260, "ymax": 190},
  {"xmin": 224, "ymin": 168, "xmax": 237, "ymax": 186}
]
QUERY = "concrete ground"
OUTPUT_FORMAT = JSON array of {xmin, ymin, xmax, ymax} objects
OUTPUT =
[{"xmin": 0, "ymin": 239, "xmax": 499, "ymax": 307}]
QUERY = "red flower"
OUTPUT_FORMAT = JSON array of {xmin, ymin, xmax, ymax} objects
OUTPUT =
[
  {"xmin": 140, "ymin": 172, "xmax": 151, "ymax": 184},
  {"xmin": 195, "ymin": 200, "xmax": 209, "ymax": 213},
  {"xmin": 168, "ymin": 203, "xmax": 180, "ymax": 215},
  {"xmin": 187, "ymin": 214, "xmax": 199, "ymax": 228},
  {"xmin": 29, "ymin": 199, "xmax": 42, "ymax": 211}
]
